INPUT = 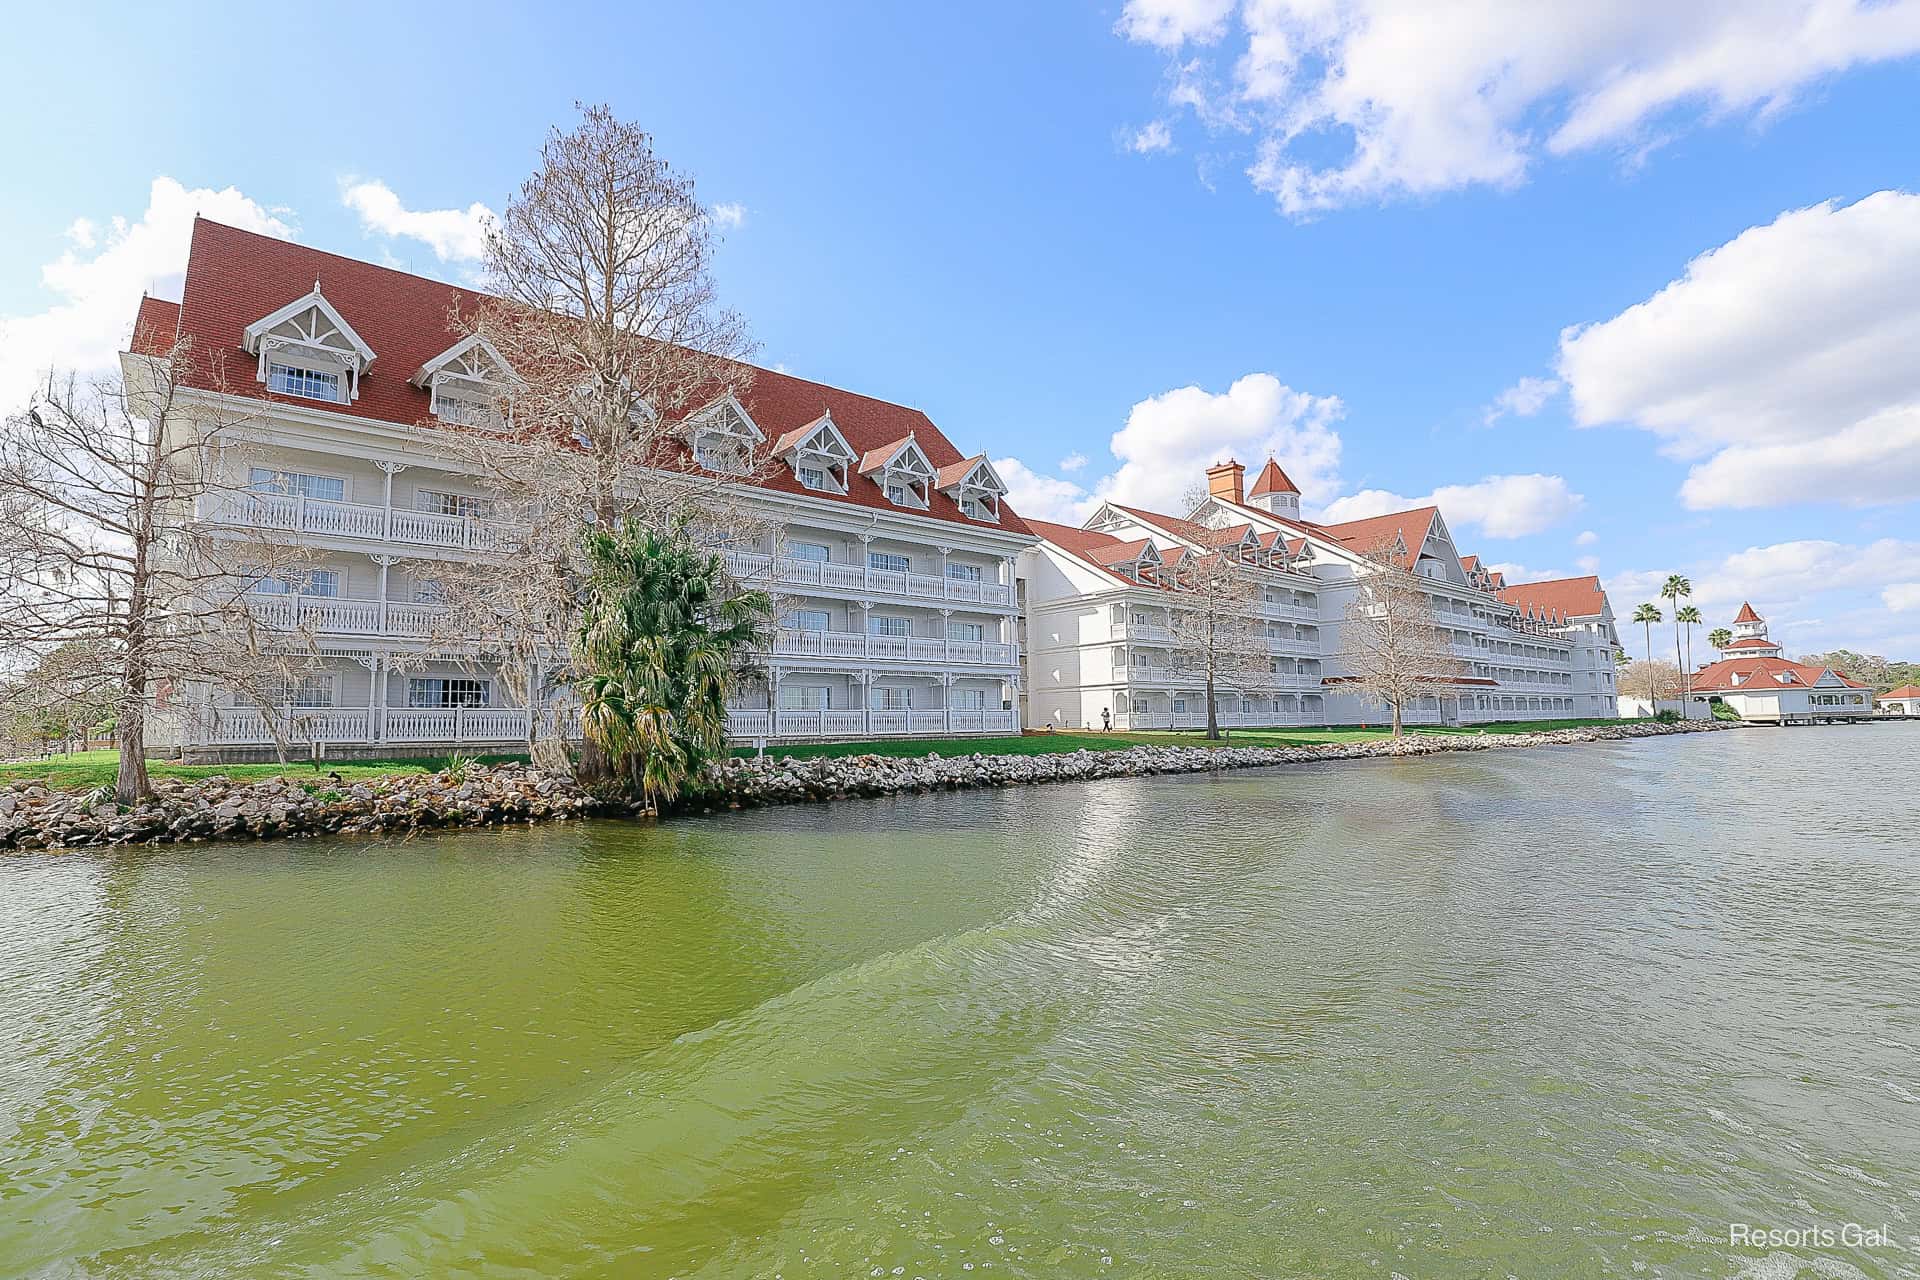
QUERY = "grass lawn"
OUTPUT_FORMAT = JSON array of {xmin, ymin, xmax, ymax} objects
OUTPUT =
[
  {"xmin": 735, "ymin": 718, "xmax": 1624, "ymax": 762},
  {"xmin": 0, "ymin": 749, "xmax": 529, "ymax": 792}
]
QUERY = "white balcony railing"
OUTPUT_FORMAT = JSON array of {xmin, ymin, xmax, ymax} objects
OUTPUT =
[
  {"xmin": 770, "ymin": 628, "xmax": 1017, "ymax": 667},
  {"xmin": 203, "ymin": 493, "xmax": 509, "ymax": 554},
  {"xmin": 243, "ymin": 593, "xmax": 451, "ymax": 638},
  {"xmin": 1120, "ymin": 709, "xmax": 1325, "ymax": 730},
  {"xmin": 191, "ymin": 705, "xmax": 581, "ymax": 748},
  {"xmin": 725, "ymin": 708, "xmax": 1019, "ymax": 739},
  {"xmin": 726, "ymin": 551, "xmax": 1015, "ymax": 608},
  {"xmin": 1255, "ymin": 601, "xmax": 1319, "ymax": 622}
]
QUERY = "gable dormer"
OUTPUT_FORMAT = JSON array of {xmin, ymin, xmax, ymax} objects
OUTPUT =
[
  {"xmin": 774, "ymin": 412, "xmax": 855, "ymax": 494},
  {"xmin": 935, "ymin": 455, "xmax": 1010, "ymax": 523},
  {"xmin": 411, "ymin": 335, "xmax": 517, "ymax": 426},
  {"xmin": 859, "ymin": 433, "xmax": 935, "ymax": 510},
  {"xmin": 243, "ymin": 283, "xmax": 375, "ymax": 404},
  {"xmin": 686, "ymin": 391, "xmax": 764, "ymax": 475}
]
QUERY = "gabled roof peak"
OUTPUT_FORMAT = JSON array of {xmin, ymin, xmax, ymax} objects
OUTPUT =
[{"xmin": 1248, "ymin": 457, "xmax": 1299, "ymax": 497}]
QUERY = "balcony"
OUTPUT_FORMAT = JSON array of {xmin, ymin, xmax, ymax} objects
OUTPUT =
[
  {"xmin": 1255, "ymin": 601, "xmax": 1318, "ymax": 622},
  {"xmin": 770, "ymin": 628, "xmax": 1017, "ymax": 667},
  {"xmin": 725, "ymin": 708, "xmax": 1020, "ymax": 740},
  {"xmin": 1264, "ymin": 634, "xmax": 1319, "ymax": 656},
  {"xmin": 244, "ymin": 593, "xmax": 450, "ymax": 638},
  {"xmin": 1111, "ymin": 622, "xmax": 1176, "ymax": 643},
  {"xmin": 203, "ymin": 492, "xmax": 509, "ymax": 554},
  {"xmin": 725, "ymin": 551, "xmax": 1015, "ymax": 608},
  {"xmin": 191, "ymin": 704, "xmax": 579, "ymax": 748}
]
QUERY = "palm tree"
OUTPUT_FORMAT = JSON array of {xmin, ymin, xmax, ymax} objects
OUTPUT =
[
  {"xmin": 1631, "ymin": 602, "xmax": 1662, "ymax": 716},
  {"xmin": 1661, "ymin": 575, "xmax": 1692, "ymax": 695},
  {"xmin": 1709, "ymin": 627, "xmax": 1733, "ymax": 654},
  {"xmin": 575, "ymin": 521, "xmax": 770, "ymax": 811},
  {"xmin": 1677, "ymin": 605, "xmax": 1702, "ymax": 690}
]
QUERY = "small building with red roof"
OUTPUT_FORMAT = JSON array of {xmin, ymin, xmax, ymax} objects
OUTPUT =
[
  {"xmin": 1879, "ymin": 684, "xmax": 1920, "ymax": 715},
  {"xmin": 1682, "ymin": 604, "xmax": 1872, "ymax": 721}
]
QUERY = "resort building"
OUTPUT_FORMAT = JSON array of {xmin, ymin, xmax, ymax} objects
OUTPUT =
[
  {"xmin": 133, "ymin": 220, "xmax": 1034, "ymax": 758},
  {"xmin": 1684, "ymin": 604, "xmax": 1873, "ymax": 723},
  {"xmin": 1018, "ymin": 458, "xmax": 1620, "ymax": 729},
  {"xmin": 1879, "ymin": 685, "xmax": 1920, "ymax": 715}
]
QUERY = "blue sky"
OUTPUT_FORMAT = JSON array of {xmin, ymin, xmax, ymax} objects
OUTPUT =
[{"xmin": 3, "ymin": 1, "xmax": 1918, "ymax": 659}]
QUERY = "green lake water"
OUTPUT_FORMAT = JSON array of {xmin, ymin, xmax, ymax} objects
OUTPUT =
[{"xmin": 3, "ymin": 726, "xmax": 1918, "ymax": 1278}]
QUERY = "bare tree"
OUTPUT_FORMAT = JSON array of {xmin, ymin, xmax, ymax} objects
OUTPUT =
[
  {"xmin": 0, "ymin": 335, "xmax": 324, "ymax": 799},
  {"xmin": 1165, "ymin": 551, "xmax": 1269, "ymax": 740},
  {"xmin": 1618, "ymin": 659, "xmax": 1682, "ymax": 704},
  {"xmin": 1338, "ymin": 543, "xmax": 1466, "ymax": 736},
  {"xmin": 418, "ymin": 104, "xmax": 774, "ymax": 775}
]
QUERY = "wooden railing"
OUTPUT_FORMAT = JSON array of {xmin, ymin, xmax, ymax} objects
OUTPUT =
[
  {"xmin": 203, "ymin": 493, "xmax": 509, "ymax": 553},
  {"xmin": 191, "ymin": 705, "xmax": 580, "ymax": 747},
  {"xmin": 768, "ymin": 628, "xmax": 1017, "ymax": 666}
]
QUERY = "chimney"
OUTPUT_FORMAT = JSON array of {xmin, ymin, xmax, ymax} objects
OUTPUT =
[{"xmin": 1206, "ymin": 458, "xmax": 1245, "ymax": 506}]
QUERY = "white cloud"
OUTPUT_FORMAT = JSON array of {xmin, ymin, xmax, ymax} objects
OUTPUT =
[
  {"xmin": 1319, "ymin": 473, "xmax": 1585, "ymax": 538},
  {"xmin": 997, "ymin": 372, "xmax": 1344, "ymax": 525},
  {"xmin": 1884, "ymin": 583, "xmax": 1920, "ymax": 612},
  {"xmin": 1576, "ymin": 554, "xmax": 1601, "ymax": 576},
  {"xmin": 0, "ymin": 177, "xmax": 294, "ymax": 413},
  {"xmin": 1101, "ymin": 373, "xmax": 1345, "ymax": 512},
  {"xmin": 341, "ymin": 179, "xmax": 494, "ymax": 262},
  {"xmin": 1487, "ymin": 560, "xmax": 1568, "ymax": 584},
  {"xmin": 1116, "ymin": 0, "xmax": 1235, "ymax": 49},
  {"xmin": 1559, "ymin": 190, "xmax": 1920, "ymax": 510},
  {"xmin": 1607, "ymin": 537, "xmax": 1920, "ymax": 654},
  {"xmin": 1127, "ymin": 120, "xmax": 1177, "ymax": 154},
  {"xmin": 1117, "ymin": 2, "xmax": 1920, "ymax": 214},
  {"xmin": 711, "ymin": 202, "xmax": 748, "ymax": 230},
  {"xmin": 1575, "ymin": 529, "xmax": 1599, "ymax": 546},
  {"xmin": 1483, "ymin": 375, "xmax": 1561, "ymax": 426},
  {"xmin": 997, "ymin": 457, "xmax": 1096, "ymax": 525}
]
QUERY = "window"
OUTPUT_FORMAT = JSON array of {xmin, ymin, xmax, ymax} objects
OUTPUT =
[
  {"xmin": 951, "ymin": 688, "xmax": 987, "ymax": 711},
  {"xmin": 871, "ymin": 686, "xmax": 913, "ymax": 711},
  {"xmin": 868, "ymin": 551, "xmax": 911, "ymax": 574},
  {"xmin": 869, "ymin": 614, "xmax": 911, "ymax": 637},
  {"xmin": 272, "ymin": 675, "xmax": 334, "ymax": 708},
  {"xmin": 435, "ymin": 394, "xmax": 488, "ymax": 426},
  {"xmin": 695, "ymin": 433, "xmax": 749, "ymax": 474},
  {"xmin": 886, "ymin": 481, "xmax": 907, "ymax": 504},
  {"xmin": 1173, "ymin": 697, "xmax": 1188, "ymax": 714},
  {"xmin": 798, "ymin": 465, "xmax": 840, "ymax": 492},
  {"xmin": 790, "ymin": 609, "xmax": 830, "ymax": 632},
  {"xmin": 249, "ymin": 468, "xmax": 345, "ymax": 502},
  {"xmin": 946, "ymin": 562, "xmax": 983, "ymax": 582},
  {"xmin": 948, "ymin": 621, "xmax": 985, "ymax": 642},
  {"xmin": 267, "ymin": 362, "xmax": 342, "ymax": 402},
  {"xmin": 252, "ymin": 568, "xmax": 339, "ymax": 598},
  {"xmin": 407, "ymin": 677, "xmax": 491, "ymax": 708},
  {"xmin": 412, "ymin": 579, "xmax": 446, "ymax": 605},
  {"xmin": 416, "ymin": 490, "xmax": 493, "ymax": 519},
  {"xmin": 778, "ymin": 685, "xmax": 832, "ymax": 710},
  {"xmin": 962, "ymin": 494, "xmax": 998, "ymax": 521},
  {"xmin": 789, "ymin": 541, "xmax": 830, "ymax": 563}
]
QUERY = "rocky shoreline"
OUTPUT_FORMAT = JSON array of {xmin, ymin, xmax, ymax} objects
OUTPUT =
[{"xmin": 1, "ymin": 719, "xmax": 1733, "ymax": 851}]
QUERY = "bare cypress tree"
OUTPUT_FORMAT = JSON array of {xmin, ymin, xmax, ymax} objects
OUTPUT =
[
  {"xmin": 0, "ymin": 334, "xmax": 326, "ymax": 799},
  {"xmin": 419, "ymin": 104, "xmax": 774, "ymax": 775},
  {"xmin": 1165, "ymin": 551, "xmax": 1268, "ymax": 740},
  {"xmin": 1338, "ymin": 541, "xmax": 1466, "ymax": 736}
]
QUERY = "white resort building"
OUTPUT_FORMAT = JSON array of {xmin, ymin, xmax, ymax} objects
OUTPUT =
[
  {"xmin": 1019, "ymin": 459, "xmax": 1620, "ymax": 730},
  {"xmin": 136, "ymin": 221, "xmax": 1034, "ymax": 759},
  {"xmin": 1879, "ymin": 685, "xmax": 1920, "ymax": 716},
  {"xmin": 1685, "ymin": 602, "xmax": 1874, "ymax": 723}
]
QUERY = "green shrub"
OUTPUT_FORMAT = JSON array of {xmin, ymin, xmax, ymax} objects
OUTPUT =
[{"xmin": 1653, "ymin": 709, "xmax": 1682, "ymax": 724}]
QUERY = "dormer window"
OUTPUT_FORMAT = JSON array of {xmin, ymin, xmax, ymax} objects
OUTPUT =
[
  {"xmin": 859, "ymin": 433, "xmax": 935, "ymax": 510},
  {"xmin": 686, "ymin": 391, "xmax": 764, "ymax": 477},
  {"xmin": 243, "ymin": 284, "xmax": 376, "ymax": 404},
  {"xmin": 412, "ymin": 336, "xmax": 517, "ymax": 429},
  {"xmin": 935, "ymin": 454, "xmax": 1009, "ymax": 523},
  {"xmin": 774, "ymin": 412, "xmax": 854, "ymax": 496},
  {"xmin": 268, "ymin": 361, "xmax": 342, "ymax": 403}
]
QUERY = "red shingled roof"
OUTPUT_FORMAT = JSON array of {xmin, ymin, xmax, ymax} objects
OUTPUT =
[
  {"xmin": 1881, "ymin": 684, "xmax": 1920, "ymax": 700},
  {"xmin": 149, "ymin": 219, "xmax": 1029, "ymax": 536},
  {"xmin": 1689, "ymin": 656, "xmax": 1866, "ymax": 693},
  {"xmin": 1248, "ymin": 458, "xmax": 1298, "ymax": 497},
  {"xmin": 1316, "ymin": 507, "xmax": 1439, "ymax": 571},
  {"xmin": 1733, "ymin": 601, "xmax": 1762, "ymax": 624},
  {"xmin": 1722, "ymin": 637, "xmax": 1781, "ymax": 651},
  {"xmin": 1497, "ymin": 575, "xmax": 1609, "ymax": 620},
  {"xmin": 130, "ymin": 296, "xmax": 180, "ymax": 355}
]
